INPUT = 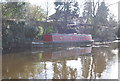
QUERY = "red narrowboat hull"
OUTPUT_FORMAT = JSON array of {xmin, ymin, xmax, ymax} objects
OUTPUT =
[
  {"xmin": 43, "ymin": 34, "xmax": 93, "ymax": 42},
  {"xmin": 32, "ymin": 34, "xmax": 94, "ymax": 48}
]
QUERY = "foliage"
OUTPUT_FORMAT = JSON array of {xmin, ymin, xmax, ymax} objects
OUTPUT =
[
  {"xmin": 82, "ymin": 1, "xmax": 92, "ymax": 24},
  {"xmin": 117, "ymin": 21, "xmax": 120, "ymax": 38},
  {"xmin": 95, "ymin": 2, "xmax": 109, "ymax": 26},
  {"xmin": 54, "ymin": 0, "xmax": 80, "ymax": 20},
  {"xmin": 83, "ymin": 1, "xmax": 109, "ymax": 26},
  {"xmin": 108, "ymin": 13, "xmax": 117, "ymax": 27},
  {"xmin": 36, "ymin": 26, "xmax": 44, "ymax": 39},
  {"xmin": 24, "ymin": 25, "xmax": 38, "ymax": 40},
  {"xmin": 83, "ymin": 1, "xmax": 94, "ymax": 24},
  {"xmin": 2, "ymin": 20, "xmax": 39, "ymax": 49},
  {"xmin": 2, "ymin": 2, "xmax": 26, "ymax": 19},
  {"xmin": 24, "ymin": 4, "xmax": 46, "ymax": 20},
  {"xmin": 44, "ymin": 26, "xmax": 55, "ymax": 34},
  {"xmin": 38, "ymin": 26, "xmax": 44, "ymax": 36},
  {"xmin": 82, "ymin": 1, "xmax": 118, "ymax": 41},
  {"xmin": 95, "ymin": 27, "xmax": 116, "ymax": 41},
  {"xmin": 2, "ymin": 2, "xmax": 46, "ymax": 20},
  {"xmin": 53, "ymin": 0, "xmax": 80, "ymax": 33}
]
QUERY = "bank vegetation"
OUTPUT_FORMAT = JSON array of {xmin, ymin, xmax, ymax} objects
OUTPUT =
[{"xmin": 1, "ymin": 1, "xmax": 119, "ymax": 50}]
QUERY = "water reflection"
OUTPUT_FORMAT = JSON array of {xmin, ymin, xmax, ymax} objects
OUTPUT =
[{"xmin": 2, "ymin": 42, "xmax": 118, "ymax": 79}]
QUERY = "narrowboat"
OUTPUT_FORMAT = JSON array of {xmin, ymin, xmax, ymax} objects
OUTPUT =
[{"xmin": 32, "ymin": 33, "xmax": 94, "ymax": 48}]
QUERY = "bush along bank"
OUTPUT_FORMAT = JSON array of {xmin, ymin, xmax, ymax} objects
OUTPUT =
[{"xmin": 2, "ymin": 19, "xmax": 39, "ymax": 50}]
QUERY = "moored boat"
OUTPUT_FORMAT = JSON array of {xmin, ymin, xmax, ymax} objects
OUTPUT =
[{"xmin": 32, "ymin": 33, "xmax": 94, "ymax": 48}]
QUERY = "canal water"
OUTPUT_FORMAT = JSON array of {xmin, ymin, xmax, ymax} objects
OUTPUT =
[{"xmin": 2, "ymin": 42, "xmax": 119, "ymax": 79}]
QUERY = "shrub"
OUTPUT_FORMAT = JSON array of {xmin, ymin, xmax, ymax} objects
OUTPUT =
[{"xmin": 44, "ymin": 26, "xmax": 55, "ymax": 34}]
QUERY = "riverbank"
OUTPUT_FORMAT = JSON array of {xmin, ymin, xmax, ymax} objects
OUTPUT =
[{"xmin": 2, "ymin": 40, "xmax": 119, "ymax": 54}]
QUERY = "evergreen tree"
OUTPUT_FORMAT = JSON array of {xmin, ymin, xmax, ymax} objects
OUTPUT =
[
  {"xmin": 53, "ymin": 0, "xmax": 80, "ymax": 33},
  {"xmin": 95, "ymin": 2, "xmax": 109, "ymax": 26},
  {"xmin": 54, "ymin": 0, "xmax": 80, "ymax": 20},
  {"xmin": 83, "ymin": 1, "xmax": 92, "ymax": 19}
]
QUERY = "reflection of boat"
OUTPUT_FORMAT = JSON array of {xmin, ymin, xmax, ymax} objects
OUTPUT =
[
  {"xmin": 3, "ymin": 44, "xmax": 118, "ymax": 79},
  {"xmin": 32, "ymin": 34, "xmax": 94, "ymax": 48},
  {"xmin": 38, "ymin": 47, "xmax": 92, "ymax": 61}
]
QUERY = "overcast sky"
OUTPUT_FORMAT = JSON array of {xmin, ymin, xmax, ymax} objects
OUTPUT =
[{"xmin": 28, "ymin": 0, "xmax": 119, "ymax": 20}]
